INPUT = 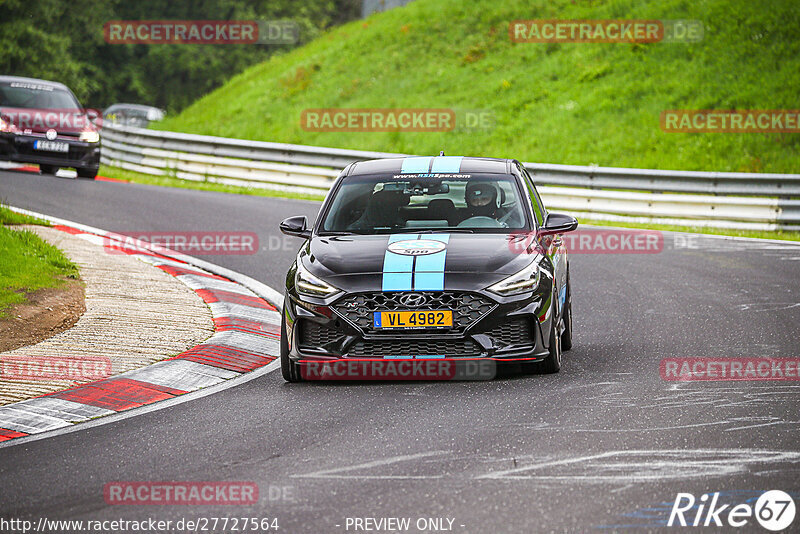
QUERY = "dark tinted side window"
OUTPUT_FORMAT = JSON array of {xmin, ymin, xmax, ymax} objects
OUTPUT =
[{"xmin": 519, "ymin": 165, "xmax": 546, "ymax": 225}]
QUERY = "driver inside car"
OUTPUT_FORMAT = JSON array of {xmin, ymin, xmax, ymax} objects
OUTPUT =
[{"xmin": 464, "ymin": 182, "xmax": 501, "ymax": 220}]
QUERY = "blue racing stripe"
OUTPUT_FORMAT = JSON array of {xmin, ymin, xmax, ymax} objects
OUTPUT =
[
  {"xmin": 430, "ymin": 156, "xmax": 463, "ymax": 173},
  {"xmin": 413, "ymin": 234, "xmax": 450, "ymax": 291},
  {"xmin": 382, "ymin": 234, "xmax": 414, "ymax": 291},
  {"xmin": 382, "ymin": 258, "xmax": 413, "ymax": 291},
  {"xmin": 400, "ymin": 157, "xmax": 432, "ymax": 174}
]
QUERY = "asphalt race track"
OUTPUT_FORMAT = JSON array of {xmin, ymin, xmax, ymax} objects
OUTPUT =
[{"xmin": 2, "ymin": 169, "xmax": 799, "ymax": 532}]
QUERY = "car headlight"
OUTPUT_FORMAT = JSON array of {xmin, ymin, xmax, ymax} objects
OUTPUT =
[
  {"xmin": 487, "ymin": 261, "xmax": 541, "ymax": 296},
  {"xmin": 79, "ymin": 130, "xmax": 100, "ymax": 143},
  {"xmin": 0, "ymin": 117, "xmax": 21, "ymax": 134},
  {"xmin": 295, "ymin": 261, "xmax": 340, "ymax": 298}
]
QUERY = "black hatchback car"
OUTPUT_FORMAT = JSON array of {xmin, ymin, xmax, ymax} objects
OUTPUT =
[
  {"xmin": 279, "ymin": 156, "xmax": 578, "ymax": 381},
  {"xmin": 0, "ymin": 75, "xmax": 101, "ymax": 178}
]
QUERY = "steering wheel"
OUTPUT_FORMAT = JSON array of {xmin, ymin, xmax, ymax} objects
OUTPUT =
[{"xmin": 457, "ymin": 216, "xmax": 505, "ymax": 228}]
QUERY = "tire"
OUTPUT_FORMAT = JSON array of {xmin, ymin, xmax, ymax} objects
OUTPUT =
[
  {"xmin": 77, "ymin": 167, "xmax": 98, "ymax": 179},
  {"xmin": 40, "ymin": 165, "xmax": 58, "ymax": 175},
  {"xmin": 280, "ymin": 314, "xmax": 303, "ymax": 382},
  {"xmin": 538, "ymin": 291, "xmax": 562, "ymax": 374},
  {"xmin": 561, "ymin": 270, "xmax": 573, "ymax": 351}
]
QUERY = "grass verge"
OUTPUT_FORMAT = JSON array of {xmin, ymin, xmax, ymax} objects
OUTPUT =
[
  {"xmin": 0, "ymin": 204, "xmax": 51, "ymax": 226},
  {"xmin": 157, "ymin": 0, "xmax": 800, "ymax": 174},
  {"xmin": 0, "ymin": 205, "xmax": 79, "ymax": 317}
]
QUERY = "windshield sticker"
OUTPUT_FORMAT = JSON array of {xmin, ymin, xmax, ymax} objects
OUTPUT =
[
  {"xmin": 391, "ymin": 173, "xmax": 471, "ymax": 179},
  {"xmin": 8, "ymin": 82, "xmax": 55, "ymax": 92}
]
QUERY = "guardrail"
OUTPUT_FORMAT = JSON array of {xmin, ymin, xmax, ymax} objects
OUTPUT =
[{"xmin": 100, "ymin": 123, "xmax": 800, "ymax": 231}]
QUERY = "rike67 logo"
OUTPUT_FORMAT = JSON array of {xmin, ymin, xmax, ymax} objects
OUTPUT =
[{"xmin": 668, "ymin": 490, "xmax": 795, "ymax": 531}]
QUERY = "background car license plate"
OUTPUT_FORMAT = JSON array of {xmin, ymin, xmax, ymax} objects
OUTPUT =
[
  {"xmin": 373, "ymin": 310, "xmax": 453, "ymax": 329},
  {"xmin": 34, "ymin": 140, "xmax": 68, "ymax": 153}
]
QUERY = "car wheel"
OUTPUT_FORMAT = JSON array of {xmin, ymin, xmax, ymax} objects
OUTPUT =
[
  {"xmin": 561, "ymin": 270, "xmax": 573, "ymax": 351},
  {"xmin": 280, "ymin": 314, "xmax": 303, "ymax": 382},
  {"xmin": 77, "ymin": 167, "xmax": 98, "ymax": 179},
  {"xmin": 538, "ymin": 291, "xmax": 562, "ymax": 374},
  {"xmin": 40, "ymin": 165, "xmax": 58, "ymax": 175}
]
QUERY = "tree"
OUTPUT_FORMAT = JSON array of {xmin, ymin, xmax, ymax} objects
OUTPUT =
[{"xmin": 0, "ymin": 0, "xmax": 361, "ymax": 111}]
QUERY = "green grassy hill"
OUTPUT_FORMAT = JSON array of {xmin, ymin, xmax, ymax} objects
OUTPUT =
[{"xmin": 157, "ymin": 0, "xmax": 800, "ymax": 173}]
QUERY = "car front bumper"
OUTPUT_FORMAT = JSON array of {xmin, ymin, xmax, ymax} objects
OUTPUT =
[
  {"xmin": 283, "ymin": 287, "xmax": 555, "ymax": 379},
  {"xmin": 0, "ymin": 133, "xmax": 101, "ymax": 170}
]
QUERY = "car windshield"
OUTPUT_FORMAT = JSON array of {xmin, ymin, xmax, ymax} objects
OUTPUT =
[
  {"xmin": 0, "ymin": 82, "xmax": 80, "ymax": 110},
  {"xmin": 320, "ymin": 173, "xmax": 530, "ymax": 234}
]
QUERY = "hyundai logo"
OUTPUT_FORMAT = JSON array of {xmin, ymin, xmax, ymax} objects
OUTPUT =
[{"xmin": 399, "ymin": 293, "xmax": 427, "ymax": 307}]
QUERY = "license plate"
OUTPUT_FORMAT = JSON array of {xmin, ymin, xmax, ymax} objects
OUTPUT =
[
  {"xmin": 34, "ymin": 140, "xmax": 68, "ymax": 153},
  {"xmin": 373, "ymin": 310, "xmax": 453, "ymax": 329}
]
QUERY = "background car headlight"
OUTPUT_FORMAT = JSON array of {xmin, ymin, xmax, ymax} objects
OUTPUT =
[
  {"xmin": 295, "ymin": 261, "xmax": 340, "ymax": 298},
  {"xmin": 79, "ymin": 129, "xmax": 100, "ymax": 143},
  {"xmin": 487, "ymin": 261, "xmax": 541, "ymax": 296}
]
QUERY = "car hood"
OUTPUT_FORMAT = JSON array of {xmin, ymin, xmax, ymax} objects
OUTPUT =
[{"xmin": 301, "ymin": 233, "xmax": 540, "ymax": 293}]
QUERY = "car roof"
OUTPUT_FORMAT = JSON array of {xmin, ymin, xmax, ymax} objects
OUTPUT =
[
  {"xmin": 346, "ymin": 156, "xmax": 514, "ymax": 177},
  {"xmin": 0, "ymin": 75, "xmax": 70, "ymax": 91}
]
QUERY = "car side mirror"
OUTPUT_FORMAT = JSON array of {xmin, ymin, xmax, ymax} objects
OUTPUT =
[
  {"xmin": 539, "ymin": 212, "xmax": 578, "ymax": 236},
  {"xmin": 280, "ymin": 215, "xmax": 311, "ymax": 238}
]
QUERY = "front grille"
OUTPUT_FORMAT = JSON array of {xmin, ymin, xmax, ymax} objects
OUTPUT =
[
  {"xmin": 69, "ymin": 146, "xmax": 87, "ymax": 160},
  {"xmin": 333, "ymin": 291, "xmax": 495, "ymax": 332},
  {"xmin": 488, "ymin": 317, "xmax": 534, "ymax": 347},
  {"xmin": 298, "ymin": 320, "xmax": 345, "ymax": 349},
  {"xmin": 348, "ymin": 338, "xmax": 481, "ymax": 358}
]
